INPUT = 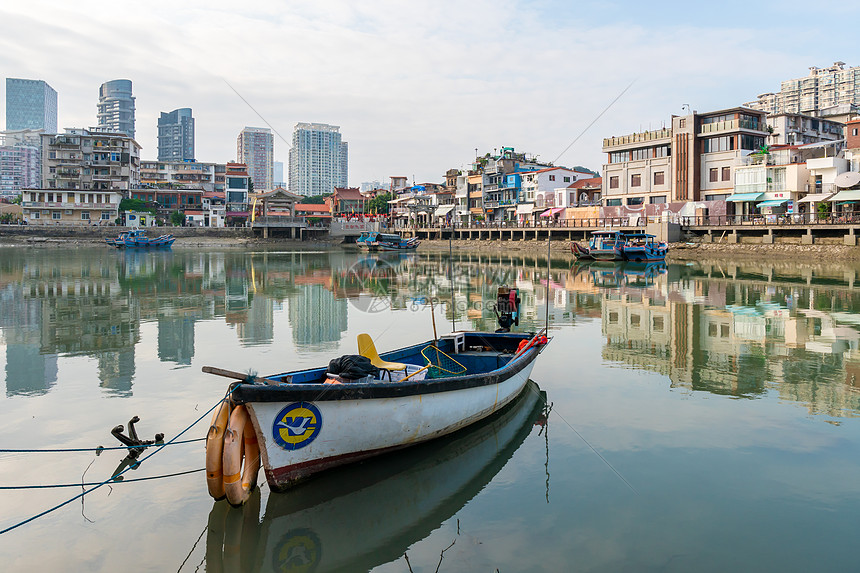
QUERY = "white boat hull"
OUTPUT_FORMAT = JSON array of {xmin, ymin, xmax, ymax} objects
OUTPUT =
[{"xmin": 246, "ymin": 358, "xmax": 537, "ymax": 490}]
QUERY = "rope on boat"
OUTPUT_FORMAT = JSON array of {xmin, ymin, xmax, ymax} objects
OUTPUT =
[
  {"xmin": 0, "ymin": 438, "xmax": 205, "ymax": 454},
  {"xmin": 0, "ymin": 468, "xmax": 205, "ymax": 490},
  {"xmin": 0, "ymin": 388, "xmax": 236, "ymax": 536}
]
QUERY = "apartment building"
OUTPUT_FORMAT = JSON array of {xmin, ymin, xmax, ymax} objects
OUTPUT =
[
  {"xmin": 224, "ymin": 162, "xmax": 251, "ymax": 225},
  {"xmin": 20, "ymin": 188, "xmax": 122, "ymax": 225},
  {"xmin": 6, "ymin": 78, "xmax": 57, "ymax": 132},
  {"xmin": 97, "ymin": 79, "xmax": 136, "ymax": 138},
  {"xmin": 237, "ymin": 127, "xmax": 274, "ymax": 192},
  {"xmin": 745, "ymin": 63, "xmax": 860, "ymax": 119},
  {"xmin": 140, "ymin": 160, "xmax": 225, "ymax": 192},
  {"xmin": 288, "ymin": 123, "xmax": 347, "ymax": 197},
  {"xmin": 40, "ymin": 128, "xmax": 141, "ymax": 191},
  {"xmin": 767, "ymin": 113, "xmax": 844, "ymax": 146},
  {"xmin": 602, "ymin": 107, "xmax": 769, "ymax": 212},
  {"xmin": 157, "ymin": 108, "xmax": 194, "ymax": 162}
]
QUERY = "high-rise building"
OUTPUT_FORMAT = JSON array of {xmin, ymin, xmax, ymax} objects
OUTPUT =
[
  {"xmin": 236, "ymin": 127, "xmax": 273, "ymax": 191},
  {"xmin": 5, "ymin": 78, "xmax": 58, "ymax": 132},
  {"xmin": 273, "ymin": 160, "xmax": 285, "ymax": 187},
  {"xmin": 97, "ymin": 79, "xmax": 136, "ymax": 138},
  {"xmin": 288, "ymin": 122, "xmax": 348, "ymax": 196},
  {"xmin": 745, "ymin": 62, "xmax": 860, "ymax": 120},
  {"xmin": 157, "ymin": 108, "xmax": 194, "ymax": 162}
]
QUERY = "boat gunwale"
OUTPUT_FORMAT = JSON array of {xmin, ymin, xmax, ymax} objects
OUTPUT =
[{"xmin": 230, "ymin": 334, "xmax": 543, "ymax": 404}]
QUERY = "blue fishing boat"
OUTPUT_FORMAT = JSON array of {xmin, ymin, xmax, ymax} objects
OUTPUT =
[
  {"xmin": 356, "ymin": 231, "xmax": 419, "ymax": 251},
  {"xmin": 107, "ymin": 229, "xmax": 175, "ymax": 249},
  {"xmin": 620, "ymin": 232, "xmax": 668, "ymax": 262},
  {"xmin": 571, "ymin": 231, "xmax": 626, "ymax": 261}
]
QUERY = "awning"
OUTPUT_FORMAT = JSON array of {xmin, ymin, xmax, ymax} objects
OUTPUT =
[
  {"xmin": 797, "ymin": 193, "xmax": 835, "ymax": 203},
  {"xmin": 539, "ymin": 207, "xmax": 565, "ymax": 217},
  {"xmin": 434, "ymin": 204, "xmax": 455, "ymax": 216},
  {"xmin": 756, "ymin": 199, "xmax": 789, "ymax": 208},
  {"xmin": 829, "ymin": 190, "xmax": 860, "ymax": 202},
  {"xmin": 726, "ymin": 193, "xmax": 764, "ymax": 202},
  {"xmin": 516, "ymin": 204, "xmax": 535, "ymax": 215}
]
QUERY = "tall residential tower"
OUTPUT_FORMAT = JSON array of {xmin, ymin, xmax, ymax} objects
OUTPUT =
[
  {"xmin": 288, "ymin": 122, "xmax": 348, "ymax": 196},
  {"xmin": 157, "ymin": 108, "xmax": 195, "ymax": 162},
  {"xmin": 5, "ymin": 78, "xmax": 57, "ymax": 132},
  {"xmin": 236, "ymin": 127, "xmax": 273, "ymax": 191},
  {"xmin": 97, "ymin": 79, "xmax": 135, "ymax": 138}
]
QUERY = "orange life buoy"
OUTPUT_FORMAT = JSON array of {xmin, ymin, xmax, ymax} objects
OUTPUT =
[
  {"xmin": 205, "ymin": 401, "xmax": 231, "ymax": 500},
  {"xmin": 222, "ymin": 405, "xmax": 261, "ymax": 507}
]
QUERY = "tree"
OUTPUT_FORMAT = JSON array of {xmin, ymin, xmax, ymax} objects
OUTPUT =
[
  {"xmin": 170, "ymin": 211, "xmax": 186, "ymax": 226},
  {"xmin": 248, "ymin": 179, "xmax": 254, "ymax": 194},
  {"xmin": 365, "ymin": 192, "xmax": 392, "ymax": 214},
  {"xmin": 119, "ymin": 198, "xmax": 157, "ymax": 214},
  {"xmin": 301, "ymin": 193, "xmax": 331, "ymax": 205}
]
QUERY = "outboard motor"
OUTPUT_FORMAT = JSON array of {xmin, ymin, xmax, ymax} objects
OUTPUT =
[{"xmin": 494, "ymin": 286, "xmax": 520, "ymax": 333}]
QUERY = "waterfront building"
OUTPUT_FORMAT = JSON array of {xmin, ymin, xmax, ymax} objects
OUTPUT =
[
  {"xmin": 454, "ymin": 173, "xmax": 470, "ymax": 225},
  {"xmin": 20, "ymin": 188, "xmax": 122, "ymax": 225},
  {"xmin": 128, "ymin": 188, "xmax": 204, "ymax": 219},
  {"xmin": 602, "ymin": 107, "xmax": 769, "ymax": 219},
  {"xmin": 97, "ymin": 79, "xmax": 136, "ymax": 138},
  {"xmin": 224, "ymin": 162, "xmax": 250, "ymax": 225},
  {"xmin": 471, "ymin": 147, "xmax": 558, "ymax": 222},
  {"xmin": 288, "ymin": 123, "xmax": 348, "ymax": 196},
  {"xmin": 522, "ymin": 167, "xmax": 594, "ymax": 223},
  {"xmin": 766, "ymin": 113, "xmax": 844, "ymax": 146},
  {"xmin": 5, "ymin": 78, "xmax": 58, "ymax": 132},
  {"xmin": 329, "ymin": 187, "xmax": 366, "ymax": 215},
  {"xmin": 157, "ymin": 108, "xmax": 194, "ymax": 162},
  {"xmin": 237, "ymin": 127, "xmax": 273, "ymax": 192},
  {"xmin": 140, "ymin": 160, "xmax": 225, "ymax": 192},
  {"xmin": 40, "ymin": 128, "xmax": 141, "ymax": 191}
]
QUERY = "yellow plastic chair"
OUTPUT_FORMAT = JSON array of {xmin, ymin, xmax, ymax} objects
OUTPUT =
[{"xmin": 357, "ymin": 333, "xmax": 408, "ymax": 373}]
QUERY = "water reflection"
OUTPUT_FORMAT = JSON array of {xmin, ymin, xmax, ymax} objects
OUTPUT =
[
  {"xmin": 204, "ymin": 381, "xmax": 545, "ymax": 573},
  {"xmin": 1, "ymin": 248, "xmax": 859, "ymax": 417}
]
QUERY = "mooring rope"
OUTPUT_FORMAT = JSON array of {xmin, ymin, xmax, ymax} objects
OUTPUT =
[
  {"xmin": 0, "ymin": 387, "xmax": 235, "ymax": 536},
  {"xmin": 0, "ymin": 438, "xmax": 205, "ymax": 454},
  {"xmin": 0, "ymin": 468, "xmax": 205, "ymax": 490}
]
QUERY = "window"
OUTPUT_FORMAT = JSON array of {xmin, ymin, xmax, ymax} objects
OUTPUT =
[
  {"xmin": 703, "ymin": 136, "xmax": 735, "ymax": 153},
  {"xmin": 632, "ymin": 148, "xmax": 651, "ymax": 160},
  {"xmin": 81, "ymin": 212, "xmax": 90, "ymax": 220},
  {"xmin": 52, "ymin": 212, "xmax": 61, "ymax": 220},
  {"xmin": 609, "ymin": 151, "xmax": 628, "ymax": 163},
  {"xmin": 722, "ymin": 167, "xmax": 731, "ymax": 181},
  {"xmin": 549, "ymin": 175, "xmax": 555, "ymax": 181},
  {"xmin": 740, "ymin": 134, "xmax": 765, "ymax": 151},
  {"xmin": 630, "ymin": 314, "xmax": 641, "ymax": 327},
  {"xmin": 631, "ymin": 174, "xmax": 641, "ymax": 187},
  {"xmin": 650, "ymin": 196, "xmax": 666, "ymax": 204},
  {"xmin": 101, "ymin": 212, "xmax": 111, "ymax": 220},
  {"xmin": 853, "ymin": 128, "xmax": 858, "ymax": 136},
  {"xmin": 609, "ymin": 176, "xmax": 619, "ymax": 189},
  {"xmin": 653, "ymin": 316, "xmax": 664, "ymax": 331},
  {"xmin": 563, "ymin": 176, "xmax": 570, "ymax": 183},
  {"xmin": 32, "ymin": 212, "xmax": 39, "ymax": 219},
  {"xmin": 708, "ymin": 168, "xmax": 718, "ymax": 182},
  {"xmin": 627, "ymin": 197, "xmax": 644, "ymax": 205},
  {"xmin": 654, "ymin": 171, "xmax": 665, "ymax": 185},
  {"xmin": 708, "ymin": 323, "xmax": 717, "ymax": 337},
  {"xmin": 609, "ymin": 312, "xmax": 618, "ymax": 324},
  {"xmin": 679, "ymin": 119, "xmax": 686, "ymax": 128},
  {"xmin": 606, "ymin": 198, "xmax": 622, "ymax": 206}
]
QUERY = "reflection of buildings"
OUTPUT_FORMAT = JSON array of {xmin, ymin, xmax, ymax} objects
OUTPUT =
[
  {"xmin": 1, "ymin": 281, "xmax": 58, "ymax": 396},
  {"xmin": 288, "ymin": 284, "xmax": 348, "ymax": 347},
  {"xmin": 157, "ymin": 317, "xmax": 195, "ymax": 365},
  {"xmin": 237, "ymin": 296, "xmax": 275, "ymax": 346},
  {"xmin": 594, "ymin": 262, "xmax": 860, "ymax": 416}
]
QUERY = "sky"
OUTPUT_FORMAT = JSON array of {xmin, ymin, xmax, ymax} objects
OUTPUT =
[{"xmin": 2, "ymin": 0, "xmax": 859, "ymax": 187}]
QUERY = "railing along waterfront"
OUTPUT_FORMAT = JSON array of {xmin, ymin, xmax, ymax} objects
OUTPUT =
[{"xmin": 681, "ymin": 213, "xmax": 860, "ymax": 226}]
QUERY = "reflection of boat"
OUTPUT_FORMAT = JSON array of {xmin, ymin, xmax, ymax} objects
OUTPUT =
[
  {"xmin": 356, "ymin": 231, "xmax": 419, "ymax": 251},
  {"xmin": 622, "ymin": 261, "xmax": 668, "ymax": 286},
  {"xmin": 107, "ymin": 229, "xmax": 175, "ymax": 249},
  {"xmin": 620, "ymin": 232, "xmax": 667, "ymax": 262},
  {"xmin": 574, "ymin": 260, "xmax": 667, "ymax": 289},
  {"xmin": 205, "ymin": 381, "xmax": 545, "ymax": 573},
  {"xmin": 571, "ymin": 231, "xmax": 625, "ymax": 261},
  {"xmin": 205, "ymin": 330, "xmax": 549, "ymax": 496}
]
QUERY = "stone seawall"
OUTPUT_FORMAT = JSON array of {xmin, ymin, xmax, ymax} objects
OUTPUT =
[{"xmin": 0, "ymin": 225, "xmax": 254, "ymax": 240}]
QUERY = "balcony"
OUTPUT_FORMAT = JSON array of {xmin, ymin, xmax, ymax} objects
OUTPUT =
[
  {"xmin": 699, "ymin": 119, "xmax": 764, "ymax": 135},
  {"xmin": 603, "ymin": 128, "xmax": 672, "ymax": 149}
]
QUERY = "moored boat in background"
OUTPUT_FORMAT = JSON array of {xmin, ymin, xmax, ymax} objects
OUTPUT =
[
  {"xmin": 620, "ymin": 232, "xmax": 668, "ymax": 262},
  {"xmin": 106, "ymin": 229, "xmax": 175, "ymax": 249},
  {"xmin": 356, "ymin": 231, "xmax": 419, "ymax": 251}
]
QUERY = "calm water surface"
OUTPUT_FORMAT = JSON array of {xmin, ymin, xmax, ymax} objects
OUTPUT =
[{"xmin": 1, "ymin": 247, "xmax": 860, "ymax": 572}]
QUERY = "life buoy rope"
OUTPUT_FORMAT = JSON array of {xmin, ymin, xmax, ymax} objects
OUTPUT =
[{"xmin": 205, "ymin": 402, "xmax": 261, "ymax": 505}]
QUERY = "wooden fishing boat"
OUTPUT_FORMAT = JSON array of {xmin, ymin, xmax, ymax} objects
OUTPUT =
[
  {"xmin": 105, "ymin": 231, "xmax": 130, "ymax": 248},
  {"xmin": 204, "ymin": 329, "xmax": 550, "ymax": 504},
  {"xmin": 117, "ymin": 229, "xmax": 175, "ymax": 249},
  {"xmin": 356, "ymin": 231, "xmax": 419, "ymax": 251},
  {"xmin": 620, "ymin": 232, "xmax": 668, "ymax": 262}
]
